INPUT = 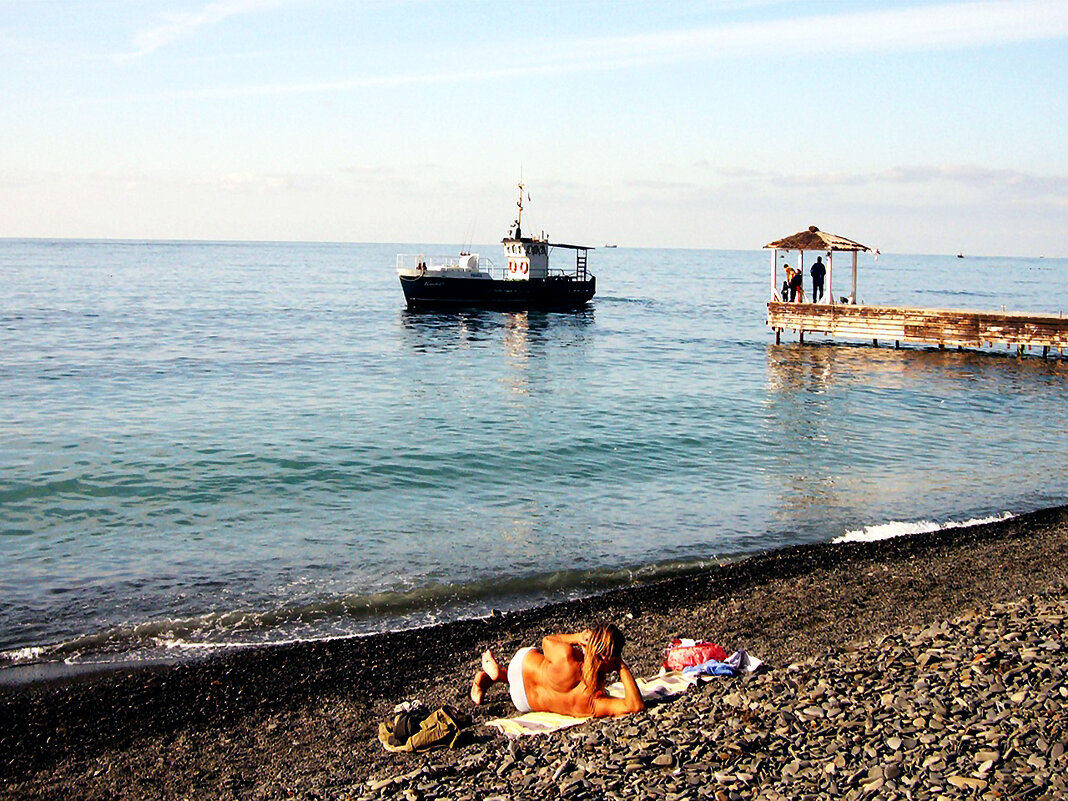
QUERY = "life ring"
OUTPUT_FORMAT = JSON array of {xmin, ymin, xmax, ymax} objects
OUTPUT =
[{"xmin": 520, "ymin": 261, "xmax": 529, "ymax": 275}]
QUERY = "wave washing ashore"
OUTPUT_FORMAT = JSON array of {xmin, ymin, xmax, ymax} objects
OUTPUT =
[
  {"xmin": 2, "ymin": 239, "xmax": 1068, "ymax": 678},
  {"xmin": 2, "ymin": 506, "xmax": 1066, "ymax": 799}
]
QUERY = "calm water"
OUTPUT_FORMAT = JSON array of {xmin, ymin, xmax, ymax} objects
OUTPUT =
[{"xmin": 2, "ymin": 239, "xmax": 1066, "ymax": 670}]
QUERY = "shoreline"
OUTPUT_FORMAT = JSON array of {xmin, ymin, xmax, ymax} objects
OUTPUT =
[
  {"xmin": 3, "ymin": 503, "xmax": 1067, "ymax": 798},
  {"xmin": 0, "ymin": 512, "xmax": 1023, "ymax": 685}
]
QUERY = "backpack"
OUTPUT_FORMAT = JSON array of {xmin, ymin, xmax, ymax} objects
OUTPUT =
[
  {"xmin": 378, "ymin": 704, "xmax": 472, "ymax": 753},
  {"xmin": 663, "ymin": 639, "xmax": 727, "ymax": 671}
]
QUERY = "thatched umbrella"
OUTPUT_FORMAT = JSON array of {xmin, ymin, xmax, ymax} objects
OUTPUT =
[{"xmin": 764, "ymin": 225, "xmax": 871, "ymax": 304}]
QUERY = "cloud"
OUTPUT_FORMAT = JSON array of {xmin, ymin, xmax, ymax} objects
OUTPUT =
[
  {"xmin": 572, "ymin": 0, "xmax": 1068, "ymax": 65},
  {"xmin": 880, "ymin": 165, "xmax": 1068, "ymax": 197},
  {"xmin": 624, "ymin": 178, "xmax": 699, "ymax": 192},
  {"xmin": 124, "ymin": 0, "xmax": 298, "ymax": 59},
  {"xmin": 714, "ymin": 163, "xmax": 1068, "ymax": 205},
  {"xmin": 125, "ymin": 0, "xmax": 1067, "ymax": 98}
]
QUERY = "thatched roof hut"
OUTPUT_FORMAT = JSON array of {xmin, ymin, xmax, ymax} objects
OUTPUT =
[
  {"xmin": 764, "ymin": 225, "xmax": 870, "ymax": 253},
  {"xmin": 765, "ymin": 226, "xmax": 873, "ymax": 305}
]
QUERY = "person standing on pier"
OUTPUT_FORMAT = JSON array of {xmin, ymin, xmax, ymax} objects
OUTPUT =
[
  {"xmin": 786, "ymin": 267, "xmax": 804, "ymax": 302},
  {"xmin": 810, "ymin": 257, "xmax": 826, "ymax": 302}
]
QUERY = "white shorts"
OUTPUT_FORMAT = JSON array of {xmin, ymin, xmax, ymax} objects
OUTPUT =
[{"xmin": 508, "ymin": 647, "xmax": 536, "ymax": 712}]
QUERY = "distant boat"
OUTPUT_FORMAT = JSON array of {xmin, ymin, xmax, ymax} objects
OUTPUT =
[
  {"xmin": 604, "ymin": 244, "xmax": 617, "ymax": 248},
  {"xmin": 396, "ymin": 182, "xmax": 596, "ymax": 310},
  {"xmin": 957, "ymin": 253, "xmax": 965, "ymax": 259}
]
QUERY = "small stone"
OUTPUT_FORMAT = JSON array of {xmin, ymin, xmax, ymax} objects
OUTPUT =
[
  {"xmin": 862, "ymin": 777, "xmax": 885, "ymax": 793},
  {"xmin": 551, "ymin": 760, "xmax": 572, "ymax": 782},
  {"xmin": 948, "ymin": 775, "xmax": 988, "ymax": 790}
]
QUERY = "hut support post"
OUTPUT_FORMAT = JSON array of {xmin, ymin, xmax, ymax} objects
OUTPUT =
[
  {"xmin": 827, "ymin": 253, "xmax": 834, "ymax": 304},
  {"xmin": 851, "ymin": 252, "xmax": 858, "ymax": 304},
  {"xmin": 770, "ymin": 249, "xmax": 778, "ymax": 299}
]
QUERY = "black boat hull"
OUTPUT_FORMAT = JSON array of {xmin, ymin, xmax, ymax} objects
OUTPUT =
[{"xmin": 399, "ymin": 275, "xmax": 596, "ymax": 310}]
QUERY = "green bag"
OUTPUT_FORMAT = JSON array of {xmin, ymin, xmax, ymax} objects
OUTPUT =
[{"xmin": 378, "ymin": 704, "xmax": 472, "ymax": 753}]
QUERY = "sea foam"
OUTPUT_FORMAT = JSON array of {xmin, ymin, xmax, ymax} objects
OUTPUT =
[{"xmin": 833, "ymin": 512, "xmax": 1015, "ymax": 544}]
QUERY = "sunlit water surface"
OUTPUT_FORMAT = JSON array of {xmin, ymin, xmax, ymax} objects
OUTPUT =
[{"xmin": 1, "ymin": 240, "xmax": 1065, "ymax": 668}]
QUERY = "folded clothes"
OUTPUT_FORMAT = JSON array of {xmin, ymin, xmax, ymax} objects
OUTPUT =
[
  {"xmin": 681, "ymin": 648, "xmax": 763, "ymax": 679},
  {"xmin": 682, "ymin": 660, "xmax": 736, "ymax": 678}
]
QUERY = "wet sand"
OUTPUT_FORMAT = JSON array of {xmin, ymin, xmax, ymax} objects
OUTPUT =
[{"xmin": 2, "ymin": 505, "xmax": 1067, "ymax": 799}]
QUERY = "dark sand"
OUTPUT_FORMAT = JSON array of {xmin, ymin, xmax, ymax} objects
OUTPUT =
[{"xmin": 2, "ymin": 505, "xmax": 1067, "ymax": 799}]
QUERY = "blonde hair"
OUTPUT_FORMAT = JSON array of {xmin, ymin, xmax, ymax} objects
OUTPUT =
[{"xmin": 581, "ymin": 623, "xmax": 624, "ymax": 695}]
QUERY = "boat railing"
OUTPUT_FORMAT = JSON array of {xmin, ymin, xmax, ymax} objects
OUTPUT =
[
  {"xmin": 548, "ymin": 245, "xmax": 591, "ymax": 280},
  {"xmin": 396, "ymin": 252, "xmax": 590, "ymax": 280},
  {"xmin": 396, "ymin": 253, "xmax": 494, "ymax": 275}
]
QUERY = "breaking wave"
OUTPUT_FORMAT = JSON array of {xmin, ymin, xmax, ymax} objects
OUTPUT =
[{"xmin": 833, "ymin": 512, "xmax": 1015, "ymax": 544}]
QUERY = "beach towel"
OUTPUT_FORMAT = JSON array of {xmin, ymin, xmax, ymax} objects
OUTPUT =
[
  {"xmin": 484, "ymin": 671, "xmax": 698, "ymax": 739},
  {"xmin": 484, "ymin": 711, "xmax": 590, "ymax": 739}
]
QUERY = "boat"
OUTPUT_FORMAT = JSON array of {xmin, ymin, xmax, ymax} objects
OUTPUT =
[{"xmin": 396, "ymin": 183, "xmax": 596, "ymax": 310}]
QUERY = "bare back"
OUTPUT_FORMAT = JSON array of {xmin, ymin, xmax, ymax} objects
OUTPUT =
[
  {"xmin": 472, "ymin": 627, "xmax": 643, "ymax": 717},
  {"xmin": 520, "ymin": 644, "xmax": 599, "ymax": 717}
]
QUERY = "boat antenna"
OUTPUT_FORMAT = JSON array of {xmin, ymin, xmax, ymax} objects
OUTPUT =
[{"xmin": 462, "ymin": 217, "xmax": 477, "ymax": 254}]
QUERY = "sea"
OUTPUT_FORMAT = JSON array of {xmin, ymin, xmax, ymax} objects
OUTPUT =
[{"xmin": 2, "ymin": 239, "xmax": 1066, "ymax": 677}]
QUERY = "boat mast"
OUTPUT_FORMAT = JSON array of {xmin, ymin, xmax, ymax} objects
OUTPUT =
[{"xmin": 516, "ymin": 180, "xmax": 525, "ymax": 239}]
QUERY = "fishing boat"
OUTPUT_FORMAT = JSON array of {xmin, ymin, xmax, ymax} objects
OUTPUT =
[{"xmin": 396, "ymin": 183, "xmax": 596, "ymax": 310}]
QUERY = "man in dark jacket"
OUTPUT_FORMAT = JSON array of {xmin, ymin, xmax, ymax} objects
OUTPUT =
[{"xmin": 810, "ymin": 257, "xmax": 827, "ymax": 302}]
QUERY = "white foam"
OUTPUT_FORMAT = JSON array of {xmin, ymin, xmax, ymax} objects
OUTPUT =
[
  {"xmin": 0, "ymin": 646, "xmax": 46, "ymax": 665},
  {"xmin": 833, "ymin": 512, "xmax": 1015, "ymax": 544}
]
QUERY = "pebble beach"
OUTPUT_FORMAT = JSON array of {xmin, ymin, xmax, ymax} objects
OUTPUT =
[{"xmin": 3, "ymin": 505, "xmax": 1067, "ymax": 800}]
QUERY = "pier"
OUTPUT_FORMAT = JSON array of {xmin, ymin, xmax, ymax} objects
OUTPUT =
[
  {"xmin": 767, "ymin": 301, "xmax": 1068, "ymax": 357},
  {"xmin": 764, "ymin": 226, "xmax": 1068, "ymax": 358}
]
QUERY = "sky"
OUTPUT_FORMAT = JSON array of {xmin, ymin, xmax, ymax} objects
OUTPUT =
[{"xmin": 1, "ymin": 0, "xmax": 1066, "ymax": 255}]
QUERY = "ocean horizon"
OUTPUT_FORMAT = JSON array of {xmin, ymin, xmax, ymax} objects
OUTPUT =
[{"xmin": 2, "ymin": 238, "xmax": 1066, "ymax": 673}]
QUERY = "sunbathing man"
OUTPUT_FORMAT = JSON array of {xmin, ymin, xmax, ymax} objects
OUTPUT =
[{"xmin": 470, "ymin": 623, "xmax": 645, "ymax": 718}]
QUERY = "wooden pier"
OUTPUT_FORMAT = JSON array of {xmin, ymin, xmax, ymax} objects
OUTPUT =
[
  {"xmin": 763, "ymin": 225, "xmax": 1067, "ymax": 358},
  {"xmin": 767, "ymin": 301, "xmax": 1068, "ymax": 357}
]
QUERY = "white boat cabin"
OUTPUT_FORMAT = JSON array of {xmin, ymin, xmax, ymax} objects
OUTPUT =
[{"xmin": 502, "ymin": 236, "xmax": 549, "ymax": 281}]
